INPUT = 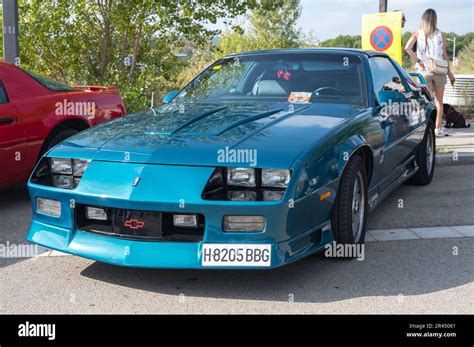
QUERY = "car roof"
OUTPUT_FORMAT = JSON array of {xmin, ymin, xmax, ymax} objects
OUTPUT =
[
  {"xmin": 226, "ymin": 47, "xmax": 388, "ymax": 58},
  {"xmin": 0, "ymin": 60, "xmax": 19, "ymax": 67}
]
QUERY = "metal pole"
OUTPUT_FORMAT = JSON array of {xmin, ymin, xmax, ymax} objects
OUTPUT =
[
  {"xmin": 2, "ymin": 0, "xmax": 20, "ymax": 65},
  {"xmin": 379, "ymin": 0, "xmax": 388, "ymax": 12},
  {"xmin": 452, "ymin": 37, "xmax": 456, "ymax": 62}
]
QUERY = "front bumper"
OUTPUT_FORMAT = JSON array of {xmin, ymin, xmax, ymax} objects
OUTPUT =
[
  {"xmin": 27, "ymin": 219, "xmax": 332, "ymax": 269},
  {"xmin": 26, "ymin": 161, "xmax": 335, "ymax": 269}
]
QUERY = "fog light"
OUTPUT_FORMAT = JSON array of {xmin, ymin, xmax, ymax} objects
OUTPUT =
[
  {"xmin": 223, "ymin": 216, "xmax": 265, "ymax": 232},
  {"xmin": 173, "ymin": 214, "xmax": 198, "ymax": 227},
  {"xmin": 36, "ymin": 198, "xmax": 61, "ymax": 217},
  {"xmin": 86, "ymin": 206, "xmax": 108, "ymax": 220}
]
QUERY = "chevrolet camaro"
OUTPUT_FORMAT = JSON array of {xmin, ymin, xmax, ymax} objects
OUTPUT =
[{"xmin": 26, "ymin": 49, "xmax": 435, "ymax": 269}]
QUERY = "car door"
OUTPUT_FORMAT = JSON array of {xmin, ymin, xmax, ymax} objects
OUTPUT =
[
  {"xmin": 391, "ymin": 58, "xmax": 428, "ymax": 141},
  {"xmin": 0, "ymin": 80, "xmax": 25, "ymax": 187},
  {"xmin": 369, "ymin": 56, "xmax": 421, "ymax": 191}
]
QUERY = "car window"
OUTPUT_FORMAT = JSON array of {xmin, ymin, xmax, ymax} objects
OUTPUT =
[
  {"xmin": 21, "ymin": 68, "xmax": 79, "ymax": 92},
  {"xmin": 390, "ymin": 58, "xmax": 419, "ymax": 90},
  {"xmin": 369, "ymin": 56, "xmax": 406, "ymax": 102},
  {"xmin": 0, "ymin": 80, "xmax": 9, "ymax": 104},
  {"xmin": 176, "ymin": 53, "xmax": 367, "ymax": 106}
]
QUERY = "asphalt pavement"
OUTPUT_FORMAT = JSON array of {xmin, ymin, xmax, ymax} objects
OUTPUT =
[{"xmin": 0, "ymin": 163, "xmax": 472, "ymax": 314}]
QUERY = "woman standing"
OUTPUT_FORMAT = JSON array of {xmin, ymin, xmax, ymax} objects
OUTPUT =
[{"xmin": 405, "ymin": 8, "xmax": 456, "ymax": 137}]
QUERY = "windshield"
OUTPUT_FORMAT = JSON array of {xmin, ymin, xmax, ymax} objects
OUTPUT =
[
  {"xmin": 175, "ymin": 52, "xmax": 367, "ymax": 106},
  {"xmin": 22, "ymin": 69, "xmax": 78, "ymax": 92}
]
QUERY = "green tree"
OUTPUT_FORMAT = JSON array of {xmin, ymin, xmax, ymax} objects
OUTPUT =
[
  {"xmin": 401, "ymin": 31, "xmax": 414, "ymax": 69},
  {"xmin": 178, "ymin": 0, "xmax": 304, "ymax": 86},
  {"xmin": 17, "ymin": 0, "xmax": 252, "ymax": 112},
  {"xmin": 217, "ymin": 0, "xmax": 302, "ymax": 57},
  {"xmin": 454, "ymin": 39, "xmax": 474, "ymax": 74},
  {"xmin": 320, "ymin": 35, "xmax": 361, "ymax": 49},
  {"xmin": 247, "ymin": 0, "xmax": 302, "ymax": 50},
  {"xmin": 445, "ymin": 32, "xmax": 474, "ymax": 60}
]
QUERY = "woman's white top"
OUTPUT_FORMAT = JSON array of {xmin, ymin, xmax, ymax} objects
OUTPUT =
[{"xmin": 416, "ymin": 29, "xmax": 444, "ymax": 73}]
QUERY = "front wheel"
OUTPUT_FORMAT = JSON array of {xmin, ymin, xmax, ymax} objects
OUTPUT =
[
  {"xmin": 407, "ymin": 120, "xmax": 435, "ymax": 185},
  {"xmin": 331, "ymin": 154, "xmax": 368, "ymax": 247}
]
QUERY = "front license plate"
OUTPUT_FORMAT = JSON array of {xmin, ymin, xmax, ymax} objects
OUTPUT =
[{"xmin": 201, "ymin": 244, "xmax": 271, "ymax": 267}]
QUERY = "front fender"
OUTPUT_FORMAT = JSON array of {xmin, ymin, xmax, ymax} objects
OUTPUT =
[{"xmin": 292, "ymin": 115, "xmax": 381, "ymax": 201}]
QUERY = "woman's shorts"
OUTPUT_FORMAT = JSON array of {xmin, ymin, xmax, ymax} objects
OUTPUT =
[{"xmin": 422, "ymin": 73, "xmax": 447, "ymax": 89}]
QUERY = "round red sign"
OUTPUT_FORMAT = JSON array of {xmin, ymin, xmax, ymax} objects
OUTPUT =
[{"xmin": 370, "ymin": 26, "xmax": 394, "ymax": 51}]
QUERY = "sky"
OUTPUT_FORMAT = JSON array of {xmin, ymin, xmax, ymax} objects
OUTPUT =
[
  {"xmin": 211, "ymin": 0, "xmax": 474, "ymax": 41},
  {"xmin": 298, "ymin": 0, "xmax": 474, "ymax": 40}
]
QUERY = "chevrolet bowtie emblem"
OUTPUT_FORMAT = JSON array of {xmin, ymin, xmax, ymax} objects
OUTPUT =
[
  {"xmin": 124, "ymin": 219, "xmax": 145, "ymax": 230},
  {"xmin": 132, "ymin": 177, "xmax": 141, "ymax": 187}
]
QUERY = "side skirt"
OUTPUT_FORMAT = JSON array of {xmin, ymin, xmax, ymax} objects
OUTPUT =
[{"xmin": 368, "ymin": 155, "xmax": 418, "ymax": 212}]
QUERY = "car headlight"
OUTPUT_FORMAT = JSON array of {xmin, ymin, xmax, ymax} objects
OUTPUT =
[
  {"xmin": 73, "ymin": 159, "xmax": 91, "ymax": 177},
  {"xmin": 262, "ymin": 169, "xmax": 291, "ymax": 188},
  {"xmin": 52, "ymin": 175, "xmax": 75, "ymax": 189},
  {"xmin": 227, "ymin": 168, "xmax": 256, "ymax": 187},
  {"xmin": 50, "ymin": 158, "xmax": 73, "ymax": 175},
  {"xmin": 227, "ymin": 190, "xmax": 258, "ymax": 201},
  {"xmin": 50, "ymin": 158, "xmax": 90, "ymax": 177},
  {"xmin": 202, "ymin": 167, "xmax": 291, "ymax": 201},
  {"xmin": 31, "ymin": 158, "xmax": 91, "ymax": 189},
  {"xmin": 50, "ymin": 158, "xmax": 90, "ymax": 189}
]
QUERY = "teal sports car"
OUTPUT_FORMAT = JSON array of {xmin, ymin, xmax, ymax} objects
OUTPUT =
[{"xmin": 27, "ymin": 49, "xmax": 436, "ymax": 268}]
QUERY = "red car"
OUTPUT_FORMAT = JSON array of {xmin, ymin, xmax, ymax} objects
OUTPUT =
[{"xmin": 0, "ymin": 61, "xmax": 126, "ymax": 189}]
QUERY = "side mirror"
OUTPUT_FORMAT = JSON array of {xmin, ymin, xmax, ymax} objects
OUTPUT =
[
  {"xmin": 162, "ymin": 90, "xmax": 179, "ymax": 104},
  {"xmin": 409, "ymin": 72, "xmax": 427, "ymax": 85}
]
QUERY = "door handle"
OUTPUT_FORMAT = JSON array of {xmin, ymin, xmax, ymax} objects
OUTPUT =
[{"xmin": 0, "ymin": 116, "xmax": 15, "ymax": 125}]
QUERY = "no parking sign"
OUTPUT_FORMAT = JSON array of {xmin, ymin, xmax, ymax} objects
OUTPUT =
[
  {"xmin": 362, "ymin": 12, "xmax": 402, "ymax": 64},
  {"xmin": 370, "ymin": 26, "xmax": 393, "ymax": 51}
]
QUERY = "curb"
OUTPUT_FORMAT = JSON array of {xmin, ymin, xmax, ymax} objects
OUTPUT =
[
  {"xmin": 435, "ymin": 153, "xmax": 474, "ymax": 166},
  {"xmin": 366, "ymin": 225, "xmax": 474, "ymax": 242}
]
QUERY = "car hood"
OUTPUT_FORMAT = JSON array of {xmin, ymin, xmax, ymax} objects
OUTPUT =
[{"xmin": 54, "ymin": 102, "xmax": 359, "ymax": 168}]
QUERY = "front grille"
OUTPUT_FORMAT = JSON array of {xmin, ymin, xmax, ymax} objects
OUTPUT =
[{"xmin": 75, "ymin": 204, "xmax": 205, "ymax": 242}]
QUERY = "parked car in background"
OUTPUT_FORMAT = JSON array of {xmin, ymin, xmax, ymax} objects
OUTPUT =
[
  {"xmin": 27, "ymin": 49, "xmax": 436, "ymax": 269},
  {"xmin": 0, "ymin": 61, "xmax": 126, "ymax": 189}
]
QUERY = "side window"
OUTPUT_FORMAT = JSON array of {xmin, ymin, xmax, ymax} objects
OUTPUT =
[
  {"xmin": 0, "ymin": 80, "xmax": 9, "ymax": 104},
  {"xmin": 369, "ymin": 57, "xmax": 406, "ymax": 101},
  {"xmin": 392, "ymin": 58, "xmax": 418, "ymax": 90}
]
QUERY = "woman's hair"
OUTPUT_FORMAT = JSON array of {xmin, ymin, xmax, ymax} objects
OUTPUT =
[{"xmin": 421, "ymin": 8, "xmax": 438, "ymax": 37}]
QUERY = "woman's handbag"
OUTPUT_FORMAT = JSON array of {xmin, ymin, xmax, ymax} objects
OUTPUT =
[
  {"xmin": 429, "ymin": 57, "xmax": 448, "ymax": 75},
  {"xmin": 424, "ymin": 33, "xmax": 449, "ymax": 75}
]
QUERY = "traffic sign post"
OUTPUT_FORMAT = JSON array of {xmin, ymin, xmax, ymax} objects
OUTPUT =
[
  {"xmin": 2, "ymin": 0, "xmax": 20, "ymax": 65},
  {"xmin": 361, "ymin": 12, "xmax": 403, "ymax": 64}
]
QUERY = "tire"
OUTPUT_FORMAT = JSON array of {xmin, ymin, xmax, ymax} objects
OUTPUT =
[
  {"xmin": 41, "ymin": 128, "xmax": 78, "ymax": 156},
  {"xmin": 331, "ymin": 154, "xmax": 368, "ymax": 247},
  {"xmin": 407, "ymin": 120, "xmax": 435, "ymax": 185}
]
